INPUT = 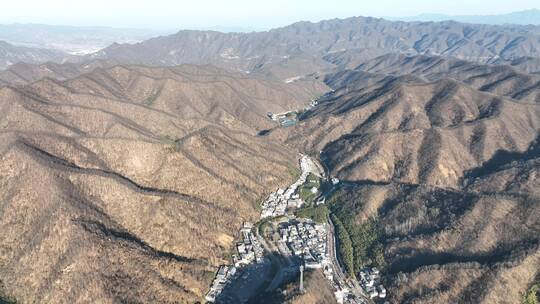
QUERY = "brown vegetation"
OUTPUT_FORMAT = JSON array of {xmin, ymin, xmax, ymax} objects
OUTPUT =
[{"xmin": 0, "ymin": 64, "xmax": 310, "ymax": 302}]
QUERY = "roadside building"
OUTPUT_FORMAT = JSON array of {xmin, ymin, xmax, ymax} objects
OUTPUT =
[
  {"xmin": 368, "ymin": 287, "xmax": 379, "ymax": 299},
  {"xmin": 378, "ymin": 285, "xmax": 387, "ymax": 298}
]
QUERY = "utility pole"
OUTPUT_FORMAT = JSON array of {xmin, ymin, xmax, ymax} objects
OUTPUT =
[{"xmin": 299, "ymin": 264, "xmax": 305, "ymax": 293}]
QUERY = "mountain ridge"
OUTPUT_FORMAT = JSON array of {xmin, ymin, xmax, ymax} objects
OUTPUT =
[
  {"xmin": 0, "ymin": 40, "xmax": 69, "ymax": 70},
  {"xmin": 0, "ymin": 13, "xmax": 539, "ymax": 304},
  {"xmin": 0, "ymin": 63, "xmax": 310, "ymax": 302},
  {"xmin": 91, "ymin": 15, "xmax": 540, "ymax": 78},
  {"xmin": 270, "ymin": 52, "xmax": 540, "ymax": 303}
]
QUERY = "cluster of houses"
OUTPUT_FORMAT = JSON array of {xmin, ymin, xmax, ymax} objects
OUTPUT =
[
  {"xmin": 205, "ymin": 155, "xmax": 322, "ymax": 302},
  {"xmin": 360, "ymin": 268, "xmax": 387, "ymax": 299},
  {"xmin": 205, "ymin": 265, "xmax": 237, "ymax": 303},
  {"xmin": 261, "ymin": 156, "xmax": 318, "ymax": 219},
  {"xmin": 233, "ymin": 222, "xmax": 264, "ymax": 266},
  {"xmin": 273, "ymin": 216, "xmax": 365, "ymax": 304},
  {"xmin": 279, "ymin": 219, "xmax": 328, "ymax": 268},
  {"xmin": 205, "ymin": 223, "xmax": 264, "ymax": 303},
  {"xmin": 260, "ymin": 188, "xmax": 303, "ymax": 218},
  {"xmin": 206, "ymin": 153, "xmax": 374, "ymax": 304}
]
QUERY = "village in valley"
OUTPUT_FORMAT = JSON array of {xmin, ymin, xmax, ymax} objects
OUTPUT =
[
  {"xmin": 205, "ymin": 151, "xmax": 389, "ymax": 304},
  {"xmin": 205, "ymin": 99, "xmax": 388, "ymax": 303},
  {"xmin": 205, "ymin": 154, "xmax": 327, "ymax": 303}
]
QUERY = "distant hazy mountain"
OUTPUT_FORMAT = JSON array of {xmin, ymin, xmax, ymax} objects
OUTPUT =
[
  {"xmin": 0, "ymin": 24, "xmax": 170, "ymax": 55},
  {"xmin": 388, "ymin": 9, "xmax": 540, "ymax": 25},
  {"xmin": 0, "ymin": 40, "xmax": 69, "ymax": 70},
  {"xmin": 190, "ymin": 25, "xmax": 264, "ymax": 33}
]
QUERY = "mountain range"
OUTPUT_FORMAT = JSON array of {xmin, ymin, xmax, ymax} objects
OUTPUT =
[
  {"xmin": 3, "ymin": 16, "xmax": 540, "ymax": 78},
  {"xmin": 0, "ymin": 41, "xmax": 69, "ymax": 70},
  {"xmin": 269, "ymin": 51, "xmax": 540, "ymax": 303},
  {"xmin": 0, "ymin": 13, "xmax": 539, "ymax": 304},
  {"xmin": 91, "ymin": 16, "xmax": 540, "ymax": 77},
  {"xmin": 0, "ymin": 64, "xmax": 318, "ymax": 302}
]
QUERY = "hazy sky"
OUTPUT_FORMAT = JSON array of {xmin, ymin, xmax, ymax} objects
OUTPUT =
[{"xmin": 1, "ymin": 0, "xmax": 538, "ymax": 30}]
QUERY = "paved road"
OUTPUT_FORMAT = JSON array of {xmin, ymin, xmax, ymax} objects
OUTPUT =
[
  {"xmin": 317, "ymin": 147, "xmax": 375, "ymax": 304},
  {"xmin": 327, "ymin": 217, "xmax": 347, "ymax": 282},
  {"xmin": 327, "ymin": 216, "xmax": 373, "ymax": 304}
]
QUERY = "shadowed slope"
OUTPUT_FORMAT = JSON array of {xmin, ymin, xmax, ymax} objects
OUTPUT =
[
  {"xmin": 279, "ymin": 73, "xmax": 539, "ymax": 188},
  {"xmin": 354, "ymin": 53, "xmax": 540, "ymax": 103}
]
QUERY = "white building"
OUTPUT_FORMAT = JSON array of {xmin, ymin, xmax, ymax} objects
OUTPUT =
[{"xmin": 378, "ymin": 285, "xmax": 387, "ymax": 298}]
